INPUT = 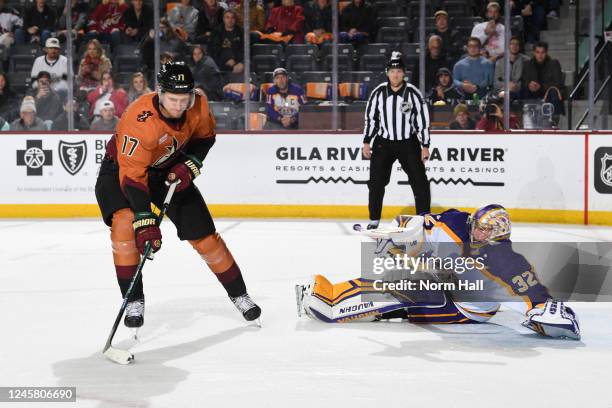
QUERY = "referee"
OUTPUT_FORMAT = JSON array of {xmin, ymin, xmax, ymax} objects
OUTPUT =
[{"xmin": 362, "ymin": 52, "xmax": 431, "ymax": 229}]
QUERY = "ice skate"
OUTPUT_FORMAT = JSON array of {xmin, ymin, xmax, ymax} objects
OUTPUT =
[
  {"xmin": 231, "ymin": 293, "xmax": 262, "ymax": 327},
  {"xmin": 124, "ymin": 299, "xmax": 144, "ymax": 339}
]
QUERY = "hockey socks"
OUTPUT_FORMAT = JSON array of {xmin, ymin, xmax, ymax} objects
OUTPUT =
[{"xmin": 214, "ymin": 262, "xmax": 247, "ymax": 298}]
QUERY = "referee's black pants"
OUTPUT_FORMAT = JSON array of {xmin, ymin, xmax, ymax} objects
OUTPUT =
[{"xmin": 367, "ymin": 137, "xmax": 431, "ymax": 220}]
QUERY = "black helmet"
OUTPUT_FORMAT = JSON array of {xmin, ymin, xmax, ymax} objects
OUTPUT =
[
  {"xmin": 386, "ymin": 51, "xmax": 405, "ymax": 72},
  {"xmin": 157, "ymin": 62, "xmax": 194, "ymax": 94}
]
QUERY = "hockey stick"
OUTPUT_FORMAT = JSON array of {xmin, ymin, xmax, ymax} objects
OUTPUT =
[{"xmin": 103, "ymin": 181, "xmax": 178, "ymax": 365}]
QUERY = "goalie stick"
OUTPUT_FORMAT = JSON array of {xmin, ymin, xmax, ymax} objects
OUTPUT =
[{"xmin": 103, "ymin": 181, "xmax": 178, "ymax": 365}]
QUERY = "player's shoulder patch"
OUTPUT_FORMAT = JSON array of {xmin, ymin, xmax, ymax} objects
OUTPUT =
[{"xmin": 136, "ymin": 110, "xmax": 154, "ymax": 122}]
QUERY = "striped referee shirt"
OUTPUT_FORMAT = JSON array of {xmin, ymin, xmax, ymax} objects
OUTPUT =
[{"xmin": 363, "ymin": 81, "xmax": 431, "ymax": 147}]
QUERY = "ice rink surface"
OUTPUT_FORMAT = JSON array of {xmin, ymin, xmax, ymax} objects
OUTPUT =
[{"xmin": 1, "ymin": 219, "xmax": 612, "ymax": 408}]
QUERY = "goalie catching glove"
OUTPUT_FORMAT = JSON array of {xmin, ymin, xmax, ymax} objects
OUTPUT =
[
  {"xmin": 522, "ymin": 299, "xmax": 580, "ymax": 340},
  {"xmin": 167, "ymin": 155, "xmax": 202, "ymax": 192},
  {"xmin": 133, "ymin": 212, "xmax": 162, "ymax": 255}
]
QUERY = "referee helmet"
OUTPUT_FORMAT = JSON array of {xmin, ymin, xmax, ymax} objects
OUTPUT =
[{"xmin": 386, "ymin": 51, "xmax": 405, "ymax": 73}]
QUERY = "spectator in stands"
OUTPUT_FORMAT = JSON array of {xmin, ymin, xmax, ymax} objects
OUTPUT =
[
  {"xmin": 471, "ymin": 1, "xmax": 505, "ymax": 62},
  {"xmin": 209, "ymin": 10, "xmax": 244, "ymax": 73},
  {"xmin": 494, "ymin": 35, "xmax": 528, "ymax": 98},
  {"xmin": 452, "ymin": 37, "xmax": 494, "ymax": 98},
  {"xmin": 142, "ymin": 19, "xmax": 189, "ymax": 70},
  {"xmin": 236, "ymin": 0, "xmax": 266, "ymax": 32},
  {"xmin": 0, "ymin": 0, "xmax": 22, "ymax": 48},
  {"xmin": 86, "ymin": 71, "xmax": 129, "ymax": 119},
  {"xmin": 188, "ymin": 44, "xmax": 223, "ymax": 100},
  {"xmin": 0, "ymin": 72, "xmax": 17, "ymax": 120},
  {"xmin": 431, "ymin": 10, "xmax": 461, "ymax": 61},
  {"xmin": 52, "ymin": 98, "xmax": 90, "ymax": 130},
  {"xmin": 57, "ymin": 0, "xmax": 88, "ymax": 45},
  {"xmin": 86, "ymin": 0, "xmax": 127, "ymax": 47},
  {"xmin": 15, "ymin": 0, "xmax": 56, "ymax": 45},
  {"xmin": 449, "ymin": 103, "xmax": 476, "ymax": 130},
  {"xmin": 128, "ymin": 72, "xmax": 151, "ymax": 103},
  {"xmin": 256, "ymin": 0, "xmax": 305, "ymax": 44},
  {"xmin": 10, "ymin": 96, "xmax": 47, "ymax": 130},
  {"xmin": 31, "ymin": 38, "xmax": 69, "ymax": 93},
  {"xmin": 304, "ymin": 0, "xmax": 332, "ymax": 45},
  {"xmin": 511, "ymin": 0, "xmax": 547, "ymax": 43},
  {"xmin": 30, "ymin": 71, "xmax": 62, "ymax": 121},
  {"xmin": 194, "ymin": 0, "xmax": 227, "ymax": 44},
  {"xmin": 428, "ymin": 67, "xmax": 463, "ymax": 106},
  {"xmin": 521, "ymin": 41, "xmax": 564, "ymax": 119},
  {"xmin": 265, "ymin": 67, "xmax": 306, "ymax": 130},
  {"xmin": 123, "ymin": 0, "xmax": 153, "ymax": 43},
  {"xmin": 339, "ymin": 0, "xmax": 375, "ymax": 45},
  {"xmin": 77, "ymin": 39, "xmax": 113, "ymax": 91},
  {"xmin": 168, "ymin": 0, "xmax": 200, "ymax": 41},
  {"xmin": 475, "ymin": 95, "xmax": 520, "ymax": 130},
  {"xmin": 90, "ymin": 100, "xmax": 118, "ymax": 130},
  {"xmin": 415, "ymin": 35, "xmax": 451, "ymax": 90}
]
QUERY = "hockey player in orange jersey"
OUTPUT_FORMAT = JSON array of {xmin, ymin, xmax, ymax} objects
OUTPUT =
[{"xmin": 95, "ymin": 62, "xmax": 261, "ymax": 329}]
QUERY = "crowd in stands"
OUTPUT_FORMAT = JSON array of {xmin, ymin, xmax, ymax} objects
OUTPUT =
[{"xmin": 0, "ymin": 0, "xmax": 565, "ymax": 131}]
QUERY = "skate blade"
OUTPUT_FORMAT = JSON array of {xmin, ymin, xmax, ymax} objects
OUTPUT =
[
  {"xmin": 252, "ymin": 318, "xmax": 262, "ymax": 328},
  {"xmin": 131, "ymin": 328, "xmax": 141, "ymax": 342}
]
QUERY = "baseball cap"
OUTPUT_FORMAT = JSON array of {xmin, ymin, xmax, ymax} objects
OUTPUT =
[
  {"xmin": 20, "ymin": 96, "xmax": 36, "ymax": 113},
  {"xmin": 100, "ymin": 100, "xmax": 115, "ymax": 111},
  {"xmin": 434, "ymin": 10, "xmax": 448, "ymax": 18},
  {"xmin": 45, "ymin": 38, "xmax": 60, "ymax": 49},
  {"xmin": 273, "ymin": 67, "xmax": 288, "ymax": 77},
  {"xmin": 487, "ymin": 1, "xmax": 501, "ymax": 10}
]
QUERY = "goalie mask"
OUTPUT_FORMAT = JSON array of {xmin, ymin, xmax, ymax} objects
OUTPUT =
[{"xmin": 468, "ymin": 204, "xmax": 511, "ymax": 243}]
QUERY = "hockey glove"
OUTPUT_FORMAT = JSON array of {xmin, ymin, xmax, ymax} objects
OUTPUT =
[
  {"xmin": 522, "ymin": 299, "xmax": 580, "ymax": 340},
  {"xmin": 167, "ymin": 155, "xmax": 202, "ymax": 192},
  {"xmin": 133, "ymin": 212, "xmax": 162, "ymax": 255}
]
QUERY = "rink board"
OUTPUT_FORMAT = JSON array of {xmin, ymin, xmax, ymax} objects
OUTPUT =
[{"xmin": 0, "ymin": 131, "xmax": 611, "ymax": 225}]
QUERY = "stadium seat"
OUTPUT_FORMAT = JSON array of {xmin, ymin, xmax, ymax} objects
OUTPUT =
[
  {"xmin": 209, "ymin": 102, "xmax": 235, "ymax": 129},
  {"xmin": 10, "ymin": 44, "xmax": 42, "ymax": 57},
  {"xmin": 320, "ymin": 43, "xmax": 354, "ymax": 60},
  {"xmin": 115, "ymin": 55, "xmax": 141, "ymax": 73},
  {"xmin": 322, "ymin": 54, "xmax": 353, "ymax": 71},
  {"xmin": 377, "ymin": 27, "xmax": 410, "ymax": 43},
  {"xmin": 299, "ymin": 71, "xmax": 332, "ymax": 85},
  {"xmin": 443, "ymin": 1, "xmax": 470, "ymax": 17},
  {"xmin": 251, "ymin": 55, "xmax": 281, "ymax": 74},
  {"xmin": 452, "ymin": 16, "xmax": 483, "ymax": 28},
  {"xmin": 376, "ymin": 1, "xmax": 404, "ymax": 18},
  {"xmin": 339, "ymin": 71, "xmax": 378, "ymax": 100},
  {"xmin": 400, "ymin": 42, "xmax": 420, "ymax": 57},
  {"xmin": 251, "ymin": 44, "xmax": 284, "ymax": 59},
  {"xmin": 9, "ymin": 55, "xmax": 36, "ymax": 72},
  {"xmin": 115, "ymin": 72, "xmax": 134, "ymax": 88},
  {"xmin": 377, "ymin": 17, "xmax": 410, "ymax": 29},
  {"xmin": 285, "ymin": 44, "xmax": 318, "ymax": 58},
  {"xmin": 411, "ymin": 17, "xmax": 437, "ymax": 30},
  {"xmin": 405, "ymin": 1, "xmax": 431, "ymax": 19},
  {"xmin": 357, "ymin": 43, "xmax": 392, "ymax": 58},
  {"xmin": 114, "ymin": 44, "xmax": 140, "ymax": 58},
  {"xmin": 286, "ymin": 55, "xmax": 316, "ymax": 73},
  {"xmin": 359, "ymin": 54, "xmax": 387, "ymax": 72},
  {"xmin": 8, "ymin": 72, "xmax": 31, "ymax": 94}
]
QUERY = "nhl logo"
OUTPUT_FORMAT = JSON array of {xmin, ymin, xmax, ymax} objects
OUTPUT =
[
  {"xmin": 59, "ymin": 140, "xmax": 87, "ymax": 175},
  {"xmin": 400, "ymin": 100, "xmax": 413, "ymax": 113},
  {"xmin": 601, "ymin": 153, "xmax": 612, "ymax": 187}
]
